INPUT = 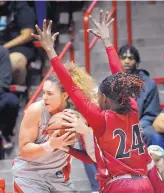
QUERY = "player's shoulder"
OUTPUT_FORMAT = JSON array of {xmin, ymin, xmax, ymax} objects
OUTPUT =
[
  {"xmin": 105, "ymin": 110, "xmax": 125, "ymax": 119},
  {"xmin": 103, "ymin": 110, "xmax": 118, "ymax": 124},
  {"xmin": 24, "ymin": 100, "xmax": 43, "ymax": 116},
  {"xmin": 105, "ymin": 110, "xmax": 139, "ymax": 125}
]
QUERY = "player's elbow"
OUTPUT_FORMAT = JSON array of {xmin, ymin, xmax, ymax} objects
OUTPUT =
[{"xmin": 18, "ymin": 141, "xmax": 34, "ymax": 159}]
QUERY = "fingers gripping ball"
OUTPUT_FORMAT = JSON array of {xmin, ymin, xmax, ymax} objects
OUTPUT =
[{"xmin": 47, "ymin": 112, "xmax": 76, "ymax": 139}]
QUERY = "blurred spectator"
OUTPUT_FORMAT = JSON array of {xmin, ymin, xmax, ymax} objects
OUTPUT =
[
  {"xmin": 149, "ymin": 110, "xmax": 164, "ymax": 180},
  {"xmin": 33, "ymin": 1, "xmax": 47, "ymax": 29},
  {"xmin": 47, "ymin": 1, "xmax": 85, "ymax": 50},
  {"xmin": 152, "ymin": 109, "xmax": 164, "ymax": 148},
  {"xmin": 83, "ymin": 163, "xmax": 99, "ymax": 193},
  {"xmin": 118, "ymin": 44, "xmax": 161, "ymax": 146},
  {"xmin": 0, "ymin": 45, "xmax": 19, "ymax": 150},
  {"xmin": 0, "ymin": 1, "xmax": 36, "ymax": 85},
  {"xmin": 47, "ymin": 1, "xmax": 85, "ymax": 29}
]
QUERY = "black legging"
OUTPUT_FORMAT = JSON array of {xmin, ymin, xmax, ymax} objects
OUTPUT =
[{"xmin": 0, "ymin": 92, "xmax": 19, "ymax": 141}]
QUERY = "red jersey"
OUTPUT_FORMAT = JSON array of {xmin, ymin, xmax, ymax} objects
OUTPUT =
[
  {"xmin": 94, "ymin": 108, "xmax": 149, "ymax": 178},
  {"xmin": 50, "ymin": 46, "xmax": 150, "ymax": 179}
]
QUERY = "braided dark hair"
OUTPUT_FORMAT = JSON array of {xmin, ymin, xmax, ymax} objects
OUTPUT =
[{"xmin": 99, "ymin": 72, "xmax": 144, "ymax": 114}]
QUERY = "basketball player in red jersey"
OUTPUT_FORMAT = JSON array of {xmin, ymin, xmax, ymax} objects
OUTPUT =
[
  {"xmin": 32, "ymin": 12, "xmax": 154, "ymax": 193},
  {"xmin": 62, "ymin": 11, "xmax": 164, "ymax": 193}
]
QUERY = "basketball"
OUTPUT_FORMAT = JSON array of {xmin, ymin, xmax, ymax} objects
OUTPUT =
[{"xmin": 47, "ymin": 112, "xmax": 76, "ymax": 137}]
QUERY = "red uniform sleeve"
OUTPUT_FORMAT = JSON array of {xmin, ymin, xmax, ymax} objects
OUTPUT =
[
  {"xmin": 68, "ymin": 147, "xmax": 95, "ymax": 164},
  {"xmin": 51, "ymin": 57, "xmax": 106, "ymax": 137},
  {"xmin": 106, "ymin": 46, "xmax": 123, "ymax": 74},
  {"xmin": 106, "ymin": 46, "xmax": 138, "ymax": 111}
]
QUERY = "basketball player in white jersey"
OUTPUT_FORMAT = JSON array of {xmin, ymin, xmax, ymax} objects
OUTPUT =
[{"xmin": 12, "ymin": 66, "xmax": 96, "ymax": 193}]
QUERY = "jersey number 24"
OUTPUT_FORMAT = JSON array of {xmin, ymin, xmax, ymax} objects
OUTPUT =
[{"xmin": 113, "ymin": 124, "xmax": 145, "ymax": 159}]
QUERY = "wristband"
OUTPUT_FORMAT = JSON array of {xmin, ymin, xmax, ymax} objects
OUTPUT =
[{"xmin": 41, "ymin": 141, "xmax": 54, "ymax": 152}]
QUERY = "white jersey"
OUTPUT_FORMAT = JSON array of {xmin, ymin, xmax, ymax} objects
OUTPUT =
[{"xmin": 12, "ymin": 100, "xmax": 71, "ymax": 182}]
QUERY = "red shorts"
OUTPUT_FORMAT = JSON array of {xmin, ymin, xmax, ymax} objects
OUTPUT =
[
  {"xmin": 148, "ymin": 165, "xmax": 164, "ymax": 193},
  {"xmin": 103, "ymin": 175, "xmax": 154, "ymax": 193}
]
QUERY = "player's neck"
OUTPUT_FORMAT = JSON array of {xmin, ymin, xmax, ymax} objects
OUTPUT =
[{"xmin": 110, "ymin": 103, "xmax": 121, "ymax": 112}]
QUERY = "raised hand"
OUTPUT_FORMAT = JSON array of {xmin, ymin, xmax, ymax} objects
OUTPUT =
[
  {"xmin": 31, "ymin": 19, "xmax": 59, "ymax": 52},
  {"xmin": 88, "ymin": 10, "xmax": 114, "ymax": 47}
]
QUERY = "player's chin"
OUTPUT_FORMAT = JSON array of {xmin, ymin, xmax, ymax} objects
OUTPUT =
[
  {"xmin": 45, "ymin": 104, "xmax": 51, "ymax": 110},
  {"xmin": 45, "ymin": 105, "xmax": 55, "ymax": 113},
  {"xmin": 124, "ymin": 69, "xmax": 131, "ymax": 73}
]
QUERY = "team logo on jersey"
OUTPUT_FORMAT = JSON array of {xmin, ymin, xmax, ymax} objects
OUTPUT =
[{"xmin": 55, "ymin": 171, "xmax": 64, "ymax": 178}]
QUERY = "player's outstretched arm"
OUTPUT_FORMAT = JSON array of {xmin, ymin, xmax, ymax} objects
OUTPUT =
[
  {"xmin": 88, "ymin": 10, "xmax": 122, "ymax": 74},
  {"xmin": 60, "ymin": 146, "xmax": 95, "ymax": 164},
  {"xmin": 31, "ymin": 20, "xmax": 106, "ymax": 137}
]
